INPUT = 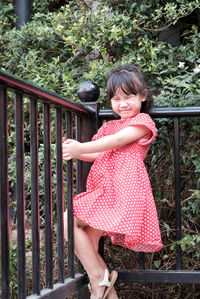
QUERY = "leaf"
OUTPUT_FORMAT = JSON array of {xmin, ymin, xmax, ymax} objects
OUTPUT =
[{"xmin": 154, "ymin": 260, "xmax": 161, "ymax": 269}]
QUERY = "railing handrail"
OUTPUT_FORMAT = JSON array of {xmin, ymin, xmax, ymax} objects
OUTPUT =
[
  {"xmin": 1, "ymin": 69, "xmax": 200, "ymax": 118},
  {"xmin": 99, "ymin": 106, "xmax": 200, "ymax": 119},
  {"xmin": 0, "ymin": 69, "xmax": 93, "ymax": 115}
]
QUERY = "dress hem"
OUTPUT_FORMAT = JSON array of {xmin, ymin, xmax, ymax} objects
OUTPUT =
[{"xmin": 73, "ymin": 212, "xmax": 163, "ymax": 252}]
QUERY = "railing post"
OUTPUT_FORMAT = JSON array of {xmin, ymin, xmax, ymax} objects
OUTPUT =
[
  {"xmin": 77, "ymin": 81, "xmax": 100, "ymax": 189},
  {"xmin": 77, "ymin": 81, "xmax": 100, "ymax": 298}
]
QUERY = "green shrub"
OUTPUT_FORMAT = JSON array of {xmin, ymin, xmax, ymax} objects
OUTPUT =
[{"xmin": 0, "ymin": 1, "xmax": 200, "ymax": 106}]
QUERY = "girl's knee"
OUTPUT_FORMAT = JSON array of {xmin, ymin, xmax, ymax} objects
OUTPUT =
[{"xmin": 64, "ymin": 211, "xmax": 88, "ymax": 241}]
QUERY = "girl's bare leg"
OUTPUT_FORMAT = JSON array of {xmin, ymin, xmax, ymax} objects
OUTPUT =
[
  {"xmin": 84, "ymin": 226, "xmax": 118, "ymax": 299},
  {"xmin": 64, "ymin": 211, "xmax": 105, "ymax": 297}
]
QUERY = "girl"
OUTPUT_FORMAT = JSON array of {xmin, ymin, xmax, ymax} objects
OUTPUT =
[{"xmin": 63, "ymin": 64, "xmax": 163, "ymax": 299}]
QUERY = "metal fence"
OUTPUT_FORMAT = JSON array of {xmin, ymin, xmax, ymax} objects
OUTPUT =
[
  {"xmin": 0, "ymin": 69, "xmax": 200, "ymax": 298},
  {"xmin": 0, "ymin": 70, "xmax": 96, "ymax": 299},
  {"xmin": 99, "ymin": 107, "xmax": 200, "ymax": 285}
]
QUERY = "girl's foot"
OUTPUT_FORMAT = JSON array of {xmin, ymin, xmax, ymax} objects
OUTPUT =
[
  {"xmin": 89, "ymin": 269, "xmax": 109, "ymax": 298},
  {"xmin": 89, "ymin": 269, "xmax": 118, "ymax": 299}
]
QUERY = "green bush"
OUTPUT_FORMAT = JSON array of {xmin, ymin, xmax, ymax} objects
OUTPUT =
[{"xmin": 1, "ymin": 1, "xmax": 200, "ymax": 106}]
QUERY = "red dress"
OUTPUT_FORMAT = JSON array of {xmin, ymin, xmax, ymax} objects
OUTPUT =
[{"xmin": 73, "ymin": 113, "xmax": 163, "ymax": 252}]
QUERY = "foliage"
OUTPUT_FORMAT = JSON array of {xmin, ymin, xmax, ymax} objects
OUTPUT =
[
  {"xmin": 0, "ymin": 1, "xmax": 200, "ymax": 106},
  {"xmin": 0, "ymin": 2, "xmax": 15, "ymax": 34},
  {"xmin": 0, "ymin": 0, "xmax": 200, "ymax": 297}
]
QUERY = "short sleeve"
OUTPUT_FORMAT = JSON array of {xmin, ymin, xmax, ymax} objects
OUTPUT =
[
  {"xmin": 92, "ymin": 122, "xmax": 108, "ymax": 141},
  {"xmin": 125, "ymin": 113, "xmax": 157, "ymax": 145}
]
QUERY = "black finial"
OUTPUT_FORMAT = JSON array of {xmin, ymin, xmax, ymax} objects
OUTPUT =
[{"xmin": 77, "ymin": 81, "xmax": 100, "ymax": 102}]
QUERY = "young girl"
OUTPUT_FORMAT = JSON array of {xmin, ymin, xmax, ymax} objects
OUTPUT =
[{"xmin": 63, "ymin": 64, "xmax": 163, "ymax": 299}]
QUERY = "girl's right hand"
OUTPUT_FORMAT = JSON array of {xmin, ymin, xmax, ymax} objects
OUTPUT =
[
  {"xmin": 62, "ymin": 139, "xmax": 82, "ymax": 161},
  {"xmin": 62, "ymin": 137, "xmax": 67, "ymax": 143}
]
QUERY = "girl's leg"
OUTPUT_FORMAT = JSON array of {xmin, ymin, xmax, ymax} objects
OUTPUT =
[
  {"xmin": 63, "ymin": 211, "xmax": 106, "ymax": 298},
  {"xmin": 84, "ymin": 226, "xmax": 118, "ymax": 299}
]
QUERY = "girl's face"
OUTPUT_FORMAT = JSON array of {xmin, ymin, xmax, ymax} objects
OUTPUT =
[{"xmin": 111, "ymin": 88, "xmax": 146, "ymax": 119}]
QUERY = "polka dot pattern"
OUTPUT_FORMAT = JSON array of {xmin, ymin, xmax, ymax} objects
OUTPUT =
[{"xmin": 73, "ymin": 113, "xmax": 163, "ymax": 252}]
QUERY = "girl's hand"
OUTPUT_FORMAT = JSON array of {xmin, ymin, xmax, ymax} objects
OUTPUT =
[
  {"xmin": 62, "ymin": 139, "xmax": 82, "ymax": 161},
  {"xmin": 62, "ymin": 137, "xmax": 67, "ymax": 143}
]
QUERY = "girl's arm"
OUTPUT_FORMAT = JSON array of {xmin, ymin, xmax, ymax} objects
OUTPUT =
[
  {"xmin": 62, "ymin": 125, "xmax": 150, "ymax": 161},
  {"xmin": 71, "ymin": 152, "xmax": 100, "ymax": 162}
]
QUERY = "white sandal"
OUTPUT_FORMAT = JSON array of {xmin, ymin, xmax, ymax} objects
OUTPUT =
[{"xmin": 88, "ymin": 269, "xmax": 118, "ymax": 299}]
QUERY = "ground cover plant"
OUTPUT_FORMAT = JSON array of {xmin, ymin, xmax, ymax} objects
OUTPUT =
[{"xmin": 0, "ymin": 0, "xmax": 200, "ymax": 297}]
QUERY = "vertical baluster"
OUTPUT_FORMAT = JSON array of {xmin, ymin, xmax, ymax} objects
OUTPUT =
[
  {"xmin": 0, "ymin": 86, "xmax": 10, "ymax": 299},
  {"xmin": 139, "ymin": 252, "xmax": 145, "ymax": 270},
  {"xmin": 30, "ymin": 98, "xmax": 40, "ymax": 295},
  {"xmin": 56, "ymin": 107, "xmax": 64, "ymax": 283},
  {"xmin": 65, "ymin": 111, "xmax": 74, "ymax": 278},
  {"xmin": 43, "ymin": 103, "xmax": 53, "ymax": 288},
  {"xmin": 173, "ymin": 117, "xmax": 182, "ymax": 270},
  {"xmin": 75, "ymin": 115, "xmax": 84, "ymax": 274},
  {"xmin": 75, "ymin": 115, "xmax": 83, "ymax": 195},
  {"xmin": 77, "ymin": 101, "xmax": 99, "ymax": 299},
  {"xmin": 80, "ymin": 115, "xmax": 95, "ymax": 189},
  {"xmin": 15, "ymin": 92, "xmax": 26, "ymax": 298}
]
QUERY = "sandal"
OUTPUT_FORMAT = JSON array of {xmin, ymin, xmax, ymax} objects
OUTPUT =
[{"xmin": 88, "ymin": 269, "xmax": 118, "ymax": 299}]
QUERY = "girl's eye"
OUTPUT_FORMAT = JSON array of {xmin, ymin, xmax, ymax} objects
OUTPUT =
[{"xmin": 127, "ymin": 95, "xmax": 137, "ymax": 101}]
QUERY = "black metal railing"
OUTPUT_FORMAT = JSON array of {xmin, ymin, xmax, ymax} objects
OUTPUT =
[
  {"xmin": 99, "ymin": 107, "xmax": 200, "ymax": 285},
  {"xmin": 0, "ymin": 69, "xmax": 200, "ymax": 298},
  {"xmin": 0, "ymin": 70, "xmax": 95, "ymax": 299}
]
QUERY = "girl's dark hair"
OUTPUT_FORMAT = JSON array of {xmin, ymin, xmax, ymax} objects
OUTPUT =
[{"xmin": 106, "ymin": 64, "xmax": 153, "ymax": 113}]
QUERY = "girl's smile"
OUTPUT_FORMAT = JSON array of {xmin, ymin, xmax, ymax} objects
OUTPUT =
[{"xmin": 111, "ymin": 88, "xmax": 146, "ymax": 119}]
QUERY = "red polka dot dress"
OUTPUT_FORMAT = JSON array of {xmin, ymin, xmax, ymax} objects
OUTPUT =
[{"xmin": 73, "ymin": 113, "xmax": 163, "ymax": 252}]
